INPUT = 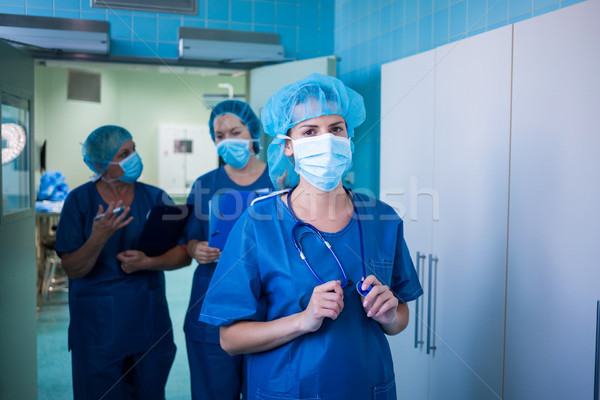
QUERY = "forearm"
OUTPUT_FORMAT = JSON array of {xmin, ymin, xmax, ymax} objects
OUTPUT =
[
  {"xmin": 187, "ymin": 239, "xmax": 200, "ymax": 258},
  {"xmin": 60, "ymin": 233, "xmax": 107, "ymax": 279},
  {"xmin": 144, "ymin": 245, "xmax": 192, "ymax": 271},
  {"xmin": 220, "ymin": 313, "xmax": 309, "ymax": 355},
  {"xmin": 380, "ymin": 303, "xmax": 410, "ymax": 335}
]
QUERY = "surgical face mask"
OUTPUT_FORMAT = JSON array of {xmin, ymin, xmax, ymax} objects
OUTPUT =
[
  {"xmin": 278, "ymin": 133, "xmax": 352, "ymax": 192},
  {"xmin": 104, "ymin": 151, "xmax": 143, "ymax": 183},
  {"xmin": 216, "ymin": 138, "xmax": 256, "ymax": 169}
]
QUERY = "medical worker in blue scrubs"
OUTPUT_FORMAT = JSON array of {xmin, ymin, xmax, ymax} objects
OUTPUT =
[
  {"xmin": 199, "ymin": 74, "xmax": 423, "ymax": 400},
  {"xmin": 55, "ymin": 125, "xmax": 190, "ymax": 400},
  {"xmin": 184, "ymin": 100, "xmax": 273, "ymax": 400}
]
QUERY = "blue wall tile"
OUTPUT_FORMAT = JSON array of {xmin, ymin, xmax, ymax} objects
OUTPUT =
[
  {"xmin": 0, "ymin": 5, "xmax": 25, "ymax": 14},
  {"xmin": 253, "ymin": 24, "xmax": 275, "ymax": 33},
  {"xmin": 26, "ymin": 0, "xmax": 47, "ymax": 7},
  {"xmin": 230, "ymin": 22, "xmax": 252, "ymax": 31},
  {"xmin": 418, "ymin": 15, "xmax": 432, "ymax": 50},
  {"xmin": 132, "ymin": 40, "xmax": 157, "ymax": 57},
  {"xmin": 54, "ymin": 0, "xmax": 79, "ymax": 11},
  {"xmin": 110, "ymin": 39, "xmax": 132, "ymax": 56},
  {"xmin": 509, "ymin": 13, "xmax": 532, "ymax": 24},
  {"xmin": 231, "ymin": 0, "xmax": 252, "ymax": 24},
  {"xmin": 254, "ymin": 1, "xmax": 274, "ymax": 25},
  {"xmin": 182, "ymin": 17, "xmax": 205, "ymax": 28},
  {"xmin": 207, "ymin": 0, "xmax": 228, "ymax": 21},
  {"xmin": 81, "ymin": 11, "xmax": 107, "ymax": 21},
  {"xmin": 467, "ymin": 0, "xmax": 486, "ymax": 31},
  {"xmin": 420, "ymin": 0, "xmax": 433, "ymax": 17},
  {"xmin": 403, "ymin": 20, "xmax": 417, "ymax": 55},
  {"xmin": 435, "ymin": 0, "xmax": 450, "ymax": 11},
  {"xmin": 487, "ymin": 0, "xmax": 508, "ymax": 25},
  {"xmin": 320, "ymin": 28, "xmax": 334, "ymax": 54},
  {"xmin": 298, "ymin": 4, "xmax": 319, "ymax": 29},
  {"xmin": 26, "ymin": 7, "xmax": 53, "ymax": 17},
  {"xmin": 276, "ymin": 3, "xmax": 297, "ymax": 26},
  {"xmin": 276, "ymin": 26, "xmax": 297, "ymax": 52},
  {"xmin": 561, "ymin": 0, "xmax": 585, "ymax": 7},
  {"xmin": 321, "ymin": 5, "xmax": 334, "ymax": 27},
  {"xmin": 406, "ymin": 0, "xmax": 418, "ymax": 22},
  {"xmin": 534, "ymin": 0, "xmax": 557, "ymax": 9},
  {"xmin": 133, "ymin": 15, "xmax": 157, "ymax": 41},
  {"xmin": 207, "ymin": 20, "xmax": 228, "ymax": 29},
  {"xmin": 107, "ymin": 12, "xmax": 133, "ymax": 40},
  {"xmin": 433, "ymin": 7, "xmax": 448, "ymax": 44},
  {"xmin": 380, "ymin": 30, "xmax": 393, "ymax": 62},
  {"xmin": 54, "ymin": 9, "xmax": 79, "ymax": 19},
  {"xmin": 157, "ymin": 16, "xmax": 180, "ymax": 42},
  {"xmin": 1, "ymin": 0, "xmax": 24, "ymax": 5},
  {"xmin": 298, "ymin": 27, "xmax": 320, "ymax": 50},
  {"xmin": 369, "ymin": 9, "xmax": 381, "ymax": 39},
  {"xmin": 509, "ymin": 0, "xmax": 532, "ymax": 18},
  {"xmin": 381, "ymin": 4, "xmax": 392, "ymax": 33},
  {"xmin": 392, "ymin": 0, "xmax": 405, "ymax": 28},
  {"xmin": 392, "ymin": 27, "xmax": 403, "ymax": 59},
  {"xmin": 157, "ymin": 41, "xmax": 178, "ymax": 58},
  {"xmin": 449, "ymin": 1, "xmax": 466, "ymax": 38}
]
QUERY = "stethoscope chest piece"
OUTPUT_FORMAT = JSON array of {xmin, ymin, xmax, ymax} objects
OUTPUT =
[{"xmin": 356, "ymin": 281, "xmax": 372, "ymax": 297}]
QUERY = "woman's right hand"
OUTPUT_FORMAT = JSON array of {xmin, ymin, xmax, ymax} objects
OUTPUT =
[
  {"xmin": 92, "ymin": 201, "xmax": 133, "ymax": 242},
  {"xmin": 300, "ymin": 280, "xmax": 345, "ymax": 333},
  {"xmin": 189, "ymin": 240, "xmax": 221, "ymax": 264}
]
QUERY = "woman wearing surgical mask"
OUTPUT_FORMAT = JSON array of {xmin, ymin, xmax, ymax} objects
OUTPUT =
[
  {"xmin": 198, "ymin": 74, "xmax": 423, "ymax": 400},
  {"xmin": 184, "ymin": 100, "xmax": 273, "ymax": 400},
  {"xmin": 55, "ymin": 125, "xmax": 190, "ymax": 399}
]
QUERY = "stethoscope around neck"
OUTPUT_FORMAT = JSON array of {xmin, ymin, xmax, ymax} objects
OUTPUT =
[{"xmin": 286, "ymin": 185, "xmax": 372, "ymax": 296}]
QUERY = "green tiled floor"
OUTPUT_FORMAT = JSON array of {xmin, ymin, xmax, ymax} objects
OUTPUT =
[{"xmin": 37, "ymin": 263, "xmax": 196, "ymax": 400}]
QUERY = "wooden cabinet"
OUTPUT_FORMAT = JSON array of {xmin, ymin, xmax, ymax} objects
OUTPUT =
[{"xmin": 381, "ymin": 2, "xmax": 600, "ymax": 399}]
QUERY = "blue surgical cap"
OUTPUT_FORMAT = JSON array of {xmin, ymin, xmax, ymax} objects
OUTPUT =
[
  {"xmin": 82, "ymin": 125, "xmax": 132, "ymax": 175},
  {"xmin": 209, "ymin": 100, "xmax": 261, "ymax": 154},
  {"xmin": 261, "ymin": 73, "xmax": 366, "ymax": 189}
]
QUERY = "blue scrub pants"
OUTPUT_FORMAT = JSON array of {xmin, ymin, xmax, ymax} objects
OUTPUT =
[
  {"xmin": 185, "ymin": 335, "xmax": 244, "ymax": 400},
  {"xmin": 71, "ymin": 341, "xmax": 176, "ymax": 400}
]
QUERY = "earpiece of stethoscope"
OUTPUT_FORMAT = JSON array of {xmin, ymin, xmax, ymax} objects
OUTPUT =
[{"xmin": 356, "ymin": 280, "xmax": 372, "ymax": 297}]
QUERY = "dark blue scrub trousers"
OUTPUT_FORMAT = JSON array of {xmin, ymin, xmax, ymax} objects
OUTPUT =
[{"xmin": 71, "ymin": 341, "xmax": 176, "ymax": 400}]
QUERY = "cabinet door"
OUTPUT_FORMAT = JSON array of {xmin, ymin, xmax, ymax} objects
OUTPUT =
[
  {"xmin": 381, "ymin": 49, "xmax": 436, "ymax": 400},
  {"xmin": 429, "ymin": 25, "xmax": 512, "ymax": 400},
  {"xmin": 506, "ymin": 2, "xmax": 600, "ymax": 399}
]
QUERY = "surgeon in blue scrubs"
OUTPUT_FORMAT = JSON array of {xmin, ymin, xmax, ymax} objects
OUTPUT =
[
  {"xmin": 55, "ymin": 125, "xmax": 190, "ymax": 400},
  {"xmin": 199, "ymin": 74, "xmax": 423, "ymax": 400},
  {"xmin": 184, "ymin": 100, "xmax": 273, "ymax": 400}
]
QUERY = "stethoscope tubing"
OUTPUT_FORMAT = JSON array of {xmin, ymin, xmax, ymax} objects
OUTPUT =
[{"xmin": 286, "ymin": 186, "xmax": 371, "ymax": 296}]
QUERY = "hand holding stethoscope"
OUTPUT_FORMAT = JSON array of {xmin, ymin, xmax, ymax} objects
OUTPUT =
[
  {"xmin": 359, "ymin": 275, "xmax": 400, "ymax": 326},
  {"xmin": 287, "ymin": 185, "xmax": 400, "ymax": 327}
]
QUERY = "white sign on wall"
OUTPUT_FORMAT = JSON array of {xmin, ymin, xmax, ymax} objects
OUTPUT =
[{"xmin": 158, "ymin": 124, "xmax": 218, "ymax": 196}]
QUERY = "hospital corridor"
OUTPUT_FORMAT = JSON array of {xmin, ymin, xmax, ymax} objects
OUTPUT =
[{"xmin": 1, "ymin": 0, "xmax": 599, "ymax": 399}]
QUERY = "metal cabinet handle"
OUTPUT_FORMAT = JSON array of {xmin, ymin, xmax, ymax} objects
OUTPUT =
[
  {"xmin": 430, "ymin": 256, "xmax": 439, "ymax": 353},
  {"xmin": 414, "ymin": 252, "xmax": 426, "ymax": 349},
  {"xmin": 595, "ymin": 300, "xmax": 599, "ymax": 400},
  {"xmin": 426, "ymin": 254, "xmax": 433, "ymax": 354}
]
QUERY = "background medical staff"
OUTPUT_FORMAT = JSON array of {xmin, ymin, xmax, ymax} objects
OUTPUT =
[
  {"xmin": 184, "ymin": 100, "xmax": 274, "ymax": 400},
  {"xmin": 199, "ymin": 74, "xmax": 423, "ymax": 400},
  {"xmin": 55, "ymin": 125, "xmax": 190, "ymax": 400}
]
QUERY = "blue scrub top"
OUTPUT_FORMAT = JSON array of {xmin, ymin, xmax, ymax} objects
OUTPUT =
[
  {"xmin": 55, "ymin": 181, "xmax": 175, "ymax": 355},
  {"xmin": 200, "ymin": 192, "xmax": 423, "ymax": 400},
  {"xmin": 184, "ymin": 164, "xmax": 273, "ymax": 343}
]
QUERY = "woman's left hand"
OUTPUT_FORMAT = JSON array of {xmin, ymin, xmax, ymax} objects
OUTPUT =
[
  {"xmin": 117, "ymin": 250, "xmax": 151, "ymax": 274},
  {"xmin": 359, "ymin": 275, "xmax": 399, "ymax": 326}
]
